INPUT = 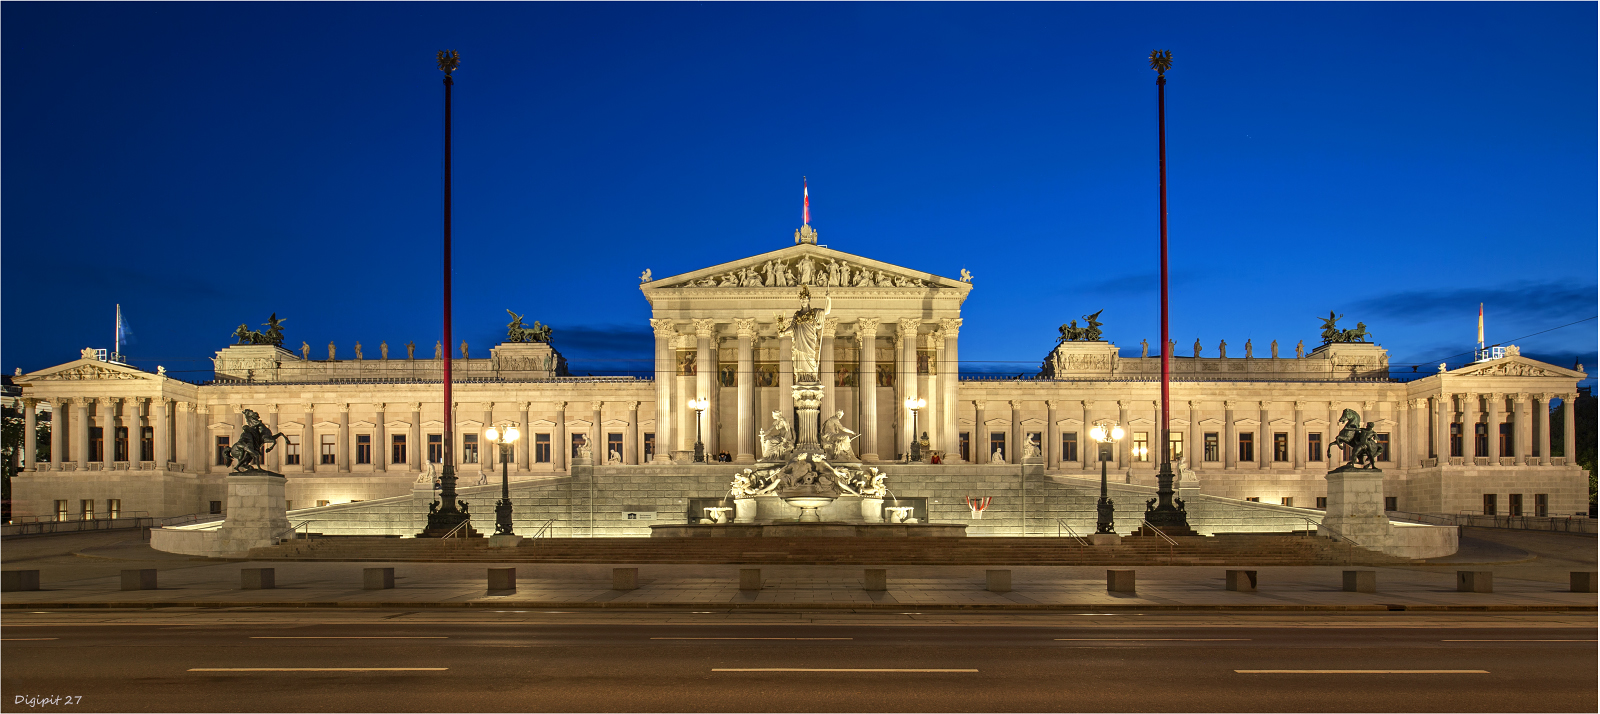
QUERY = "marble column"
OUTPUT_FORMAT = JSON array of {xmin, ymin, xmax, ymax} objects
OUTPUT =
[
  {"xmin": 410, "ymin": 403, "xmax": 422, "ymax": 471},
  {"xmin": 513, "ymin": 402, "xmax": 529, "ymax": 470},
  {"xmin": 1514, "ymin": 393, "xmax": 1531, "ymax": 466},
  {"xmin": 266, "ymin": 405, "xmax": 281, "ymax": 471},
  {"xmin": 1433, "ymin": 394, "xmax": 1449, "ymax": 460},
  {"xmin": 301, "ymin": 403, "xmax": 315, "ymax": 473},
  {"xmin": 481, "ymin": 403, "xmax": 495, "ymax": 470},
  {"xmin": 734, "ymin": 318, "xmax": 756, "ymax": 463},
  {"xmin": 1116, "ymin": 400, "xmax": 1129, "ymax": 469},
  {"xmin": 940, "ymin": 318, "xmax": 962, "ymax": 462},
  {"xmin": 1487, "ymin": 393, "xmax": 1504, "ymax": 460},
  {"xmin": 1010, "ymin": 400, "xmax": 1023, "ymax": 465},
  {"xmin": 691, "ymin": 319, "xmax": 716, "ymax": 457},
  {"xmin": 374, "ymin": 403, "xmax": 387, "ymax": 473},
  {"xmin": 590, "ymin": 401, "xmax": 604, "ymax": 464},
  {"xmin": 973, "ymin": 400, "xmax": 988, "ymax": 464},
  {"xmin": 1394, "ymin": 400, "xmax": 1408, "ymax": 469},
  {"xmin": 855, "ymin": 319, "xmax": 880, "ymax": 462},
  {"xmin": 155, "ymin": 399, "xmax": 171, "ymax": 467},
  {"xmin": 626, "ymin": 401, "xmax": 639, "ymax": 465},
  {"xmin": 1257, "ymin": 401, "xmax": 1269, "ymax": 467},
  {"xmin": 778, "ymin": 322, "xmax": 794, "ymax": 440},
  {"xmin": 52, "ymin": 399, "xmax": 69, "ymax": 469},
  {"xmin": 100, "ymin": 398, "xmax": 116, "ymax": 469},
  {"xmin": 820, "ymin": 317, "xmax": 838, "ymax": 435},
  {"xmin": 1327, "ymin": 401, "xmax": 1340, "ymax": 462},
  {"xmin": 649, "ymin": 319, "xmax": 675, "ymax": 463},
  {"xmin": 1459, "ymin": 392, "xmax": 1477, "ymax": 457},
  {"xmin": 1292, "ymin": 401, "xmax": 1306, "ymax": 469},
  {"xmin": 1538, "ymin": 394, "xmax": 1552, "ymax": 466},
  {"xmin": 1045, "ymin": 400, "xmax": 1059, "ymax": 470},
  {"xmin": 1223, "ymin": 401, "xmax": 1236, "ymax": 469},
  {"xmin": 337, "ymin": 404, "xmax": 350, "ymax": 472},
  {"xmin": 126, "ymin": 398, "xmax": 143, "ymax": 464},
  {"xmin": 193, "ymin": 403, "xmax": 208, "ymax": 471},
  {"xmin": 554, "ymin": 401, "xmax": 567, "ymax": 470},
  {"xmin": 174, "ymin": 402, "xmax": 190, "ymax": 471},
  {"xmin": 925, "ymin": 333, "xmax": 940, "ymax": 454},
  {"xmin": 1561, "ymin": 393, "xmax": 1576, "ymax": 463},
  {"xmin": 1187, "ymin": 400, "xmax": 1199, "ymax": 469},
  {"xmin": 21, "ymin": 398, "xmax": 36, "ymax": 470},
  {"xmin": 1081, "ymin": 400, "xmax": 1095, "ymax": 471},
  {"xmin": 899, "ymin": 319, "xmax": 920, "ymax": 459}
]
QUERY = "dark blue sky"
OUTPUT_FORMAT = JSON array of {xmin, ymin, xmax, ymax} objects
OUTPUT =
[{"xmin": 4, "ymin": 2, "xmax": 1595, "ymax": 385}]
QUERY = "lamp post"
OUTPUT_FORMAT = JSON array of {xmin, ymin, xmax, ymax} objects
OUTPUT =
[
  {"xmin": 904, "ymin": 397, "xmax": 926, "ymax": 462},
  {"xmin": 688, "ymin": 397, "xmax": 708, "ymax": 463},
  {"xmin": 485, "ymin": 423, "xmax": 520, "ymax": 536},
  {"xmin": 1089, "ymin": 419, "xmax": 1124, "ymax": 535}
]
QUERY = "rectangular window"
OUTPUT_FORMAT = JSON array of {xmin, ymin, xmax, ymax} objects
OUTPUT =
[
  {"xmin": 54, "ymin": 500, "xmax": 68, "ymax": 521},
  {"xmin": 1168, "ymin": 432, "xmax": 1184, "ymax": 464},
  {"xmin": 1316, "ymin": 496, "xmax": 1327, "ymax": 509},
  {"xmin": 209, "ymin": 500, "xmax": 223, "ymax": 515},
  {"xmin": 1384, "ymin": 496, "xmax": 1397, "ymax": 512},
  {"xmin": 917, "ymin": 350, "xmax": 935, "ymax": 375},
  {"xmin": 1273, "ymin": 432, "xmax": 1289, "ymax": 462},
  {"xmin": 285, "ymin": 435, "xmax": 301, "ymax": 466},
  {"xmin": 140, "ymin": 426, "xmax": 154, "ymax": 461},
  {"xmin": 1474, "ymin": 423, "xmax": 1489, "ymax": 457},
  {"xmin": 1498, "ymin": 423, "xmax": 1513, "ymax": 457},
  {"xmin": 1245, "ymin": 497, "xmax": 1260, "ymax": 503},
  {"xmin": 320, "ymin": 434, "xmax": 337, "ymax": 465},
  {"xmin": 285, "ymin": 501, "xmax": 293, "ymax": 511},
  {"xmin": 1375, "ymin": 433, "xmax": 1391, "ymax": 462},
  {"xmin": 114, "ymin": 426, "xmax": 129, "ymax": 461},
  {"xmin": 719, "ymin": 364, "xmax": 737, "ymax": 387},
  {"xmin": 1132, "ymin": 432, "xmax": 1150, "ymax": 462},
  {"xmin": 876, "ymin": 363, "xmax": 895, "ymax": 388},
  {"xmin": 1062, "ymin": 432, "xmax": 1078, "ymax": 462},
  {"xmin": 1449, "ymin": 422, "xmax": 1463, "ymax": 457},
  {"xmin": 959, "ymin": 432, "xmax": 970, "ymax": 462},
  {"xmin": 1238, "ymin": 433, "xmax": 1254, "ymax": 463},
  {"xmin": 107, "ymin": 499, "xmax": 121, "ymax": 519},
  {"xmin": 989, "ymin": 432, "xmax": 1007, "ymax": 462},
  {"xmin": 643, "ymin": 433, "xmax": 655, "ymax": 462},
  {"xmin": 391, "ymin": 434, "xmax": 407, "ymax": 464},
  {"xmin": 1308, "ymin": 432, "xmax": 1323, "ymax": 462},
  {"xmin": 316, "ymin": 500, "xmax": 329, "ymax": 508},
  {"xmin": 608, "ymin": 433, "xmax": 624, "ymax": 462},
  {"xmin": 1482, "ymin": 493, "xmax": 1497, "ymax": 516},
  {"xmin": 90, "ymin": 426, "xmax": 105, "ymax": 462},
  {"xmin": 833, "ymin": 365, "xmax": 856, "ymax": 388},
  {"xmin": 1204, "ymin": 433, "xmax": 1220, "ymax": 462},
  {"xmin": 427, "ymin": 434, "xmax": 443, "ymax": 463},
  {"xmin": 1281, "ymin": 497, "xmax": 1294, "ymax": 507},
  {"xmin": 462, "ymin": 433, "xmax": 479, "ymax": 464},
  {"xmin": 80, "ymin": 499, "xmax": 95, "ymax": 519},
  {"xmin": 1534, "ymin": 493, "xmax": 1548, "ymax": 517},
  {"xmin": 215, "ymin": 435, "xmax": 230, "ymax": 466},
  {"xmin": 1508, "ymin": 493, "xmax": 1523, "ymax": 517},
  {"xmin": 355, "ymin": 434, "xmax": 372, "ymax": 464},
  {"xmin": 535, "ymin": 433, "xmax": 552, "ymax": 463}
]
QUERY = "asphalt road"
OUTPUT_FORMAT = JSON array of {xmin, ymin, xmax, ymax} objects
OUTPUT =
[{"xmin": 2, "ymin": 614, "xmax": 1594, "ymax": 712}]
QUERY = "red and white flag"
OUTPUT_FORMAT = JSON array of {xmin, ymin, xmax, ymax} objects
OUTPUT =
[{"xmin": 803, "ymin": 178, "xmax": 810, "ymax": 225}]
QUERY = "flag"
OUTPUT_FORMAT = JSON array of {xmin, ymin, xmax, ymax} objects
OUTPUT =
[
  {"xmin": 1477, "ymin": 303, "xmax": 1484, "ymax": 345},
  {"xmin": 115, "ymin": 304, "xmax": 135, "ymax": 352},
  {"xmin": 803, "ymin": 177, "xmax": 810, "ymax": 225}
]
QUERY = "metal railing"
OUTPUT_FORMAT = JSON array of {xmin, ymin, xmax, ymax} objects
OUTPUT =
[
  {"xmin": 4, "ymin": 512, "xmax": 158, "ymax": 538},
  {"xmin": 440, "ymin": 520, "xmax": 472, "ymax": 539},
  {"xmin": 529, "ymin": 519, "xmax": 556, "ymax": 542},
  {"xmin": 274, "ymin": 521, "xmax": 312, "ymax": 544},
  {"xmin": 1138, "ymin": 520, "xmax": 1178, "ymax": 558},
  {"xmin": 1055, "ymin": 519, "xmax": 1089, "ymax": 546}
]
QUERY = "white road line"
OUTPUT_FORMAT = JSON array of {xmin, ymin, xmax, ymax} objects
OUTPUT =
[
  {"xmin": 714, "ymin": 668, "xmax": 977, "ymax": 673},
  {"xmin": 189, "ymin": 668, "xmax": 448, "ymax": 672},
  {"xmin": 1236, "ymin": 670, "xmax": 1489, "ymax": 674},
  {"xmin": 1055, "ymin": 638, "xmax": 1250, "ymax": 641},
  {"xmin": 248, "ymin": 636, "xmax": 449, "ymax": 639},
  {"xmin": 1442, "ymin": 639, "xmax": 1596, "ymax": 642},
  {"xmin": 652, "ymin": 637, "xmax": 852, "ymax": 640},
  {"xmin": 0, "ymin": 638, "xmax": 60, "ymax": 641}
]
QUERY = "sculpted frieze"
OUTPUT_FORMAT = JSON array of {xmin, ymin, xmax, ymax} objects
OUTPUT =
[
  {"xmin": 37, "ymin": 364, "xmax": 145, "ymax": 381},
  {"xmin": 666, "ymin": 255, "xmax": 931, "ymax": 289},
  {"xmin": 1463, "ymin": 362, "xmax": 1553, "ymax": 377}
]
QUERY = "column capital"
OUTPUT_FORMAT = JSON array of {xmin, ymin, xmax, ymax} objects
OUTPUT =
[
  {"xmin": 1009, "ymin": 400, "xmax": 1022, "ymax": 410},
  {"xmin": 938, "ymin": 317, "xmax": 963, "ymax": 338},
  {"xmin": 855, "ymin": 318, "xmax": 881, "ymax": 337},
  {"xmin": 649, "ymin": 318, "xmax": 677, "ymax": 338},
  {"xmin": 301, "ymin": 401, "xmax": 314, "ymax": 412},
  {"xmin": 591, "ymin": 400, "xmax": 604, "ymax": 412},
  {"xmin": 521, "ymin": 401, "xmax": 533, "ymax": 412},
  {"xmin": 1082, "ymin": 400, "xmax": 1094, "ymax": 409},
  {"xmin": 338, "ymin": 403, "xmax": 350, "ymax": 413},
  {"xmin": 1188, "ymin": 400, "xmax": 1202, "ymax": 409},
  {"xmin": 555, "ymin": 401, "xmax": 567, "ymax": 411},
  {"xmin": 627, "ymin": 401, "xmax": 640, "ymax": 411},
  {"xmin": 1488, "ymin": 392, "xmax": 1503, "ymax": 400},
  {"xmin": 1293, "ymin": 400, "xmax": 1306, "ymax": 410},
  {"xmin": 374, "ymin": 403, "xmax": 387, "ymax": 412},
  {"xmin": 1223, "ymin": 400, "xmax": 1236, "ymax": 410},
  {"xmin": 1046, "ymin": 399, "xmax": 1059, "ymax": 409},
  {"xmin": 692, "ymin": 318, "xmax": 717, "ymax": 338},
  {"xmin": 822, "ymin": 317, "xmax": 840, "ymax": 335},
  {"xmin": 1116, "ymin": 400, "xmax": 1129, "ymax": 409},
  {"xmin": 1413, "ymin": 397, "xmax": 1430, "ymax": 409},
  {"xmin": 1362, "ymin": 400, "xmax": 1375, "ymax": 411},
  {"xmin": 973, "ymin": 400, "xmax": 987, "ymax": 411},
  {"xmin": 266, "ymin": 403, "xmax": 279, "ymax": 414},
  {"xmin": 20, "ymin": 397, "xmax": 37, "ymax": 408},
  {"xmin": 410, "ymin": 402, "xmax": 422, "ymax": 412},
  {"xmin": 482, "ymin": 402, "xmax": 495, "ymax": 411},
  {"xmin": 99, "ymin": 396, "xmax": 119, "ymax": 406},
  {"xmin": 1395, "ymin": 399, "xmax": 1409, "ymax": 411},
  {"xmin": 897, "ymin": 317, "xmax": 921, "ymax": 337},
  {"xmin": 1513, "ymin": 392, "xmax": 1529, "ymax": 403},
  {"xmin": 733, "ymin": 317, "xmax": 758, "ymax": 337},
  {"xmin": 1259, "ymin": 400, "xmax": 1269, "ymax": 410},
  {"xmin": 176, "ymin": 400, "xmax": 192, "ymax": 412}
]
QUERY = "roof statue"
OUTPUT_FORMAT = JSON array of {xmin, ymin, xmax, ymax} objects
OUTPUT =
[
  {"xmin": 1058, "ymin": 310, "xmax": 1105, "ymax": 342},
  {"xmin": 1318, "ymin": 311, "xmax": 1374, "ymax": 345},
  {"xmin": 505, "ymin": 310, "xmax": 553, "ymax": 343},
  {"xmin": 233, "ymin": 313, "xmax": 286, "ymax": 347}
]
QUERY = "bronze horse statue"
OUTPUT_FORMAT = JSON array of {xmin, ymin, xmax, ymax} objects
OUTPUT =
[
  {"xmin": 1328, "ymin": 408, "xmax": 1382, "ymax": 468},
  {"xmin": 226, "ymin": 408, "xmax": 287, "ymax": 473}
]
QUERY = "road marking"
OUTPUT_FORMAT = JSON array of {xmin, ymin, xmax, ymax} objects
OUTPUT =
[
  {"xmin": 1442, "ymin": 639, "xmax": 1595, "ymax": 642},
  {"xmin": 189, "ymin": 668, "xmax": 448, "ymax": 672},
  {"xmin": 1236, "ymin": 670, "xmax": 1488, "ymax": 674},
  {"xmin": 249, "ymin": 636, "xmax": 449, "ymax": 639},
  {"xmin": 714, "ymin": 668, "xmax": 977, "ymax": 673},
  {"xmin": 652, "ymin": 637, "xmax": 852, "ymax": 640},
  {"xmin": 0, "ymin": 638, "xmax": 59, "ymax": 641},
  {"xmin": 1056, "ymin": 638, "xmax": 1249, "ymax": 641}
]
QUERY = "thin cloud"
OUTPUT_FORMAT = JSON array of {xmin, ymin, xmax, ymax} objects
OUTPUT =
[{"xmin": 1350, "ymin": 280, "xmax": 1596, "ymax": 324}]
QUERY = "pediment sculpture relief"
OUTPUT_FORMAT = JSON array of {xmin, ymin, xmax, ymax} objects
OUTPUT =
[
  {"xmin": 1463, "ymin": 362, "xmax": 1554, "ymax": 377},
  {"xmin": 37, "ymin": 364, "xmax": 145, "ymax": 381},
  {"xmin": 668, "ymin": 255, "xmax": 931, "ymax": 289}
]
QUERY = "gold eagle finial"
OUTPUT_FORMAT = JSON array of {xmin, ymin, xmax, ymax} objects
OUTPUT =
[
  {"xmin": 1148, "ymin": 49, "xmax": 1173, "ymax": 76},
  {"xmin": 437, "ymin": 50, "xmax": 461, "ymax": 74}
]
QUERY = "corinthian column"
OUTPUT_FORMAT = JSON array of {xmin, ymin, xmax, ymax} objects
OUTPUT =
[
  {"xmin": 856, "ymin": 318, "xmax": 880, "ymax": 462},
  {"xmin": 21, "ymin": 398, "xmax": 36, "ymax": 470},
  {"xmin": 1562, "ymin": 393, "xmax": 1576, "ymax": 464},
  {"xmin": 778, "ymin": 319, "xmax": 794, "ymax": 437},
  {"xmin": 820, "ymin": 317, "xmax": 838, "ymax": 433},
  {"xmin": 940, "ymin": 318, "xmax": 962, "ymax": 462},
  {"xmin": 52, "ymin": 399, "xmax": 69, "ymax": 469},
  {"xmin": 898, "ymin": 318, "xmax": 921, "ymax": 459},
  {"xmin": 1045, "ymin": 400, "xmax": 1059, "ymax": 469},
  {"xmin": 267, "ymin": 404, "xmax": 281, "ymax": 471},
  {"xmin": 373, "ymin": 403, "xmax": 386, "ymax": 473},
  {"xmin": 1537, "ymin": 393, "xmax": 1551, "ymax": 466},
  {"xmin": 973, "ymin": 400, "xmax": 988, "ymax": 464},
  {"xmin": 734, "ymin": 317, "xmax": 757, "ymax": 463},
  {"xmin": 649, "ymin": 319, "xmax": 675, "ymax": 462},
  {"xmin": 693, "ymin": 318, "xmax": 717, "ymax": 457},
  {"xmin": 154, "ymin": 399, "xmax": 170, "ymax": 467},
  {"xmin": 1514, "ymin": 393, "xmax": 1530, "ymax": 466},
  {"xmin": 1487, "ymin": 393, "xmax": 1504, "ymax": 461}
]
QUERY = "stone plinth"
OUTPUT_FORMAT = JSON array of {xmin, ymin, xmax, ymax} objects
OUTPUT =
[
  {"xmin": 1319, "ymin": 465, "xmax": 1391, "ymax": 546},
  {"xmin": 216, "ymin": 470, "xmax": 291, "ymax": 556}
]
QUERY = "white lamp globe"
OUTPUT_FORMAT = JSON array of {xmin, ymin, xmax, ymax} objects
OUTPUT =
[
  {"xmin": 1089, "ymin": 426, "xmax": 1105, "ymax": 442},
  {"xmin": 1111, "ymin": 426, "xmax": 1125, "ymax": 441},
  {"xmin": 505, "ymin": 427, "xmax": 520, "ymax": 442},
  {"xmin": 485, "ymin": 427, "xmax": 500, "ymax": 442}
]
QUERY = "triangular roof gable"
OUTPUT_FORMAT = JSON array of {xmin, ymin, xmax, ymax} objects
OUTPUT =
[
  {"xmin": 642, "ymin": 243, "xmax": 969, "ymax": 292},
  {"xmin": 1448, "ymin": 355, "xmax": 1585, "ymax": 379},
  {"xmin": 22, "ymin": 358, "xmax": 154, "ymax": 383}
]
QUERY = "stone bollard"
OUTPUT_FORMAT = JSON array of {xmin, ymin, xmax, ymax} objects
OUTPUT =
[
  {"xmin": 739, "ymin": 568, "xmax": 762, "ymax": 591},
  {"xmin": 1106, "ymin": 569, "xmax": 1136, "ymax": 593},
  {"xmin": 613, "ymin": 568, "xmax": 639, "ymax": 591},
  {"xmin": 1571, "ymin": 572, "xmax": 1598, "ymax": 593},
  {"xmin": 488, "ymin": 568, "xmax": 517, "ymax": 591},
  {"xmin": 2, "ymin": 570, "xmax": 41, "ymax": 592},
  {"xmin": 240, "ymin": 568, "xmax": 276, "ymax": 590},
  {"xmin": 120, "ymin": 569, "xmax": 157, "ymax": 591},
  {"xmin": 1343, "ymin": 570, "xmax": 1378, "ymax": 593},
  {"xmin": 1456, "ymin": 571, "xmax": 1493, "ymax": 593},
  {"xmin": 864, "ymin": 569, "xmax": 887, "ymax": 592},
  {"xmin": 1225, "ymin": 570, "xmax": 1258, "ymax": 592},
  {"xmin": 363, "ymin": 567, "xmax": 395, "ymax": 590},
  {"xmin": 985, "ymin": 570, "xmax": 1012, "ymax": 593}
]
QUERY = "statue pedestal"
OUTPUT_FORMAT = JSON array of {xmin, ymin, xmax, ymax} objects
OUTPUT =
[
  {"xmin": 216, "ymin": 470, "xmax": 290, "ymax": 555},
  {"xmin": 1321, "ymin": 465, "xmax": 1391, "ymax": 544},
  {"xmin": 734, "ymin": 498, "xmax": 758, "ymax": 523},
  {"xmin": 861, "ymin": 497, "xmax": 884, "ymax": 523}
]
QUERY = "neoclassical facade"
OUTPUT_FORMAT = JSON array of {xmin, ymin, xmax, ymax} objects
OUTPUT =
[{"xmin": 9, "ymin": 223, "xmax": 1590, "ymax": 522}]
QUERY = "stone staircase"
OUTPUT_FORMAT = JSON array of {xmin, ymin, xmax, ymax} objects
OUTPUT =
[{"xmin": 246, "ymin": 532, "xmax": 1415, "ymax": 566}]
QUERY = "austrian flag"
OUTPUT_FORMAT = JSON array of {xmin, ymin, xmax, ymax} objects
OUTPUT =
[{"xmin": 803, "ymin": 178, "xmax": 810, "ymax": 225}]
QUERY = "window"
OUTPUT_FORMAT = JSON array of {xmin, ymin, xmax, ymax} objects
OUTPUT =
[
  {"xmin": 1508, "ymin": 493, "xmax": 1523, "ymax": 517},
  {"xmin": 316, "ymin": 500, "xmax": 330, "ymax": 508},
  {"xmin": 917, "ymin": 350, "xmax": 935, "ymax": 375},
  {"xmin": 959, "ymin": 432, "xmax": 970, "ymax": 462},
  {"xmin": 1498, "ymin": 423, "xmax": 1513, "ymax": 457},
  {"xmin": 209, "ymin": 501, "xmax": 223, "ymax": 515},
  {"xmin": 54, "ymin": 500, "xmax": 67, "ymax": 521},
  {"xmin": 427, "ymin": 434, "xmax": 443, "ymax": 463},
  {"xmin": 1375, "ymin": 433, "xmax": 1390, "ymax": 462},
  {"xmin": 1534, "ymin": 494, "xmax": 1548, "ymax": 517},
  {"xmin": 1282, "ymin": 497, "xmax": 1294, "ymax": 507},
  {"xmin": 833, "ymin": 365, "xmax": 856, "ymax": 388},
  {"xmin": 320, "ymin": 434, "xmax": 336, "ymax": 465},
  {"xmin": 391, "ymin": 434, "xmax": 407, "ymax": 464},
  {"xmin": 1062, "ymin": 432, "xmax": 1078, "ymax": 462},
  {"xmin": 719, "ymin": 364, "xmax": 737, "ymax": 387},
  {"xmin": 642, "ymin": 433, "xmax": 654, "ymax": 462},
  {"xmin": 989, "ymin": 432, "xmax": 1006, "ymax": 461},
  {"xmin": 571, "ymin": 434, "xmax": 586, "ymax": 458},
  {"xmin": 355, "ymin": 434, "xmax": 372, "ymax": 464},
  {"xmin": 1238, "ymin": 433, "xmax": 1254, "ymax": 463},
  {"xmin": 1384, "ymin": 496, "xmax": 1397, "ymax": 512},
  {"xmin": 462, "ymin": 433, "xmax": 479, "ymax": 464},
  {"xmin": 1132, "ymin": 432, "xmax": 1150, "ymax": 462},
  {"xmin": 114, "ymin": 426, "xmax": 129, "ymax": 461},
  {"xmin": 1204, "ymin": 433, "xmax": 1220, "ymax": 462},
  {"xmin": 1245, "ymin": 497, "xmax": 1260, "ymax": 503},
  {"xmin": 90, "ymin": 427, "xmax": 105, "ymax": 462},
  {"xmin": 80, "ymin": 499, "xmax": 95, "ymax": 519},
  {"xmin": 1316, "ymin": 496, "xmax": 1327, "ymax": 509},
  {"xmin": 215, "ymin": 435, "xmax": 230, "ymax": 466},
  {"xmin": 535, "ymin": 433, "xmax": 552, "ymax": 463},
  {"xmin": 1482, "ymin": 493, "xmax": 1497, "ymax": 516},
  {"xmin": 285, "ymin": 435, "xmax": 301, "ymax": 466},
  {"xmin": 1168, "ymin": 432, "xmax": 1184, "ymax": 464},
  {"xmin": 1273, "ymin": 433, "xmax": 1289, "ymax": 462},
  {"xmin": 285, "ymin": 501, "xmax": 293, "ymax": 511},
  {"xmin": 108, "ymin": 499, "xmax": 121, "ymax": 519},
  {"xmin": 608, "ymin": 433, "xmax": 624, "ymax": 462},
  {"xmin": 1308, "ymin": 432, "xmax": 1323, "ymax": 462},
  {"xmin": 1474, "ymin": 423, "xmax": 1488, "ymax": 457},
  {"xmin": 1449, "ymin": 423, "xmax": 1463, "ymax": 457},
  {"xmin": 140, "ymin": 426, "xmax": 154, "ymax": 461},
  {"xmin": 876, "ymin": 363, "xmax": 895, "ymax": 388}
]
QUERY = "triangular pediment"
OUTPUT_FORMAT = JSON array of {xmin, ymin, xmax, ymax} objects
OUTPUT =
[
  {"xmin": 1449, "ymin": 355, "xmax": 1584, "ymax": 379},
  {"xmin": 529, "ymin": 419, "xmax": 556, "ymax": 428},
  {"xmin": 22, "ymin": 358, "xmax": 154, "ymax": 383},
  {"xmin": 643, "ymin": 244, "xmax": 969, "ymax": 292}
]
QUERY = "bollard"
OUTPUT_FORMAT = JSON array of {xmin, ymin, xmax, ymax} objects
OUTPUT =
[
  {"xmin": 1224, "ymin": 570, "xmax": 1258, "ymax": 592},
  {"xmin": 613, "ymin": 568, "xmax": 639, "ymax": 591},
  {"xmin": 240, "ymin": 568, "xmax": 276, "ymax": 590},
  {"xmin": 363, "ymin": 567, "xmax": 395, "ymax": 590},
  {"xmin": 1571, "ymin": 572, "xmax": 1598, "ymax": 593},
  {"xmin": 1456, "ymin": 571, "xmax": 1493, "ymax": 593},
  {"xmin": 864, "ymin": 569, "xmax": 887, "ymax": 592},
  {"xmin": 120, "ymin": 569, "xmax": 157, "ymax": 591},
  {"xmin": 985, "ymin": 570, "xmax": 1012, "ymax": 593},
  {"xmin": 487, "ymin": 568, "xmax": 517, "ymax": 591},
  {"xmin": 1106, "ymin": 569, "xmax": 1136, "ymax": 593},
  {"xmin": 1343, "ymin": 570, "xmax": 1378, "ymax": 593},
  {"xmin": 2, "ymin": 570, "xmax": 41, "ymax": 592},
  {"xmin": 739, "ymin": 568, "xmax": 762, "ymax": 591}
]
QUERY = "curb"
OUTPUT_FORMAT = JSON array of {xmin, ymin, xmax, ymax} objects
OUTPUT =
[{"xmin": 3, "ymin": 601, "xmax": 1594, "ymax": 613}]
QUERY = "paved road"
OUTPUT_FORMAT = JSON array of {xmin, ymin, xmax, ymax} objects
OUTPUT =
[{"xmin": 3, "ymin": 611, "xmax": 1594, "ymax": 712}]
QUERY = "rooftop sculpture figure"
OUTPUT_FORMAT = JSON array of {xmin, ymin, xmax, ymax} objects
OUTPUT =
[{"xmin": 225, "ymin": 408, "xmax": 286, "ymax": 474}]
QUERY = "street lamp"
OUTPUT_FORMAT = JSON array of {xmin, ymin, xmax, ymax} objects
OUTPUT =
[
  {"xmin": 1089, "ymin": 419, "xmax": 1124, "ymax": 535},
  {"xmin": 688, "ymin": 397, "xmax": 709, "ymax": 463},
  {"xmin": 484, "ymin": 423, "xmax": 520, "ymax": 536},
  {"xmin": 904, "ymin": 397, "xmax": 926, "ymax": 462}
]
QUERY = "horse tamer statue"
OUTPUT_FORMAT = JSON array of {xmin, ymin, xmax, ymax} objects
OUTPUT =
[
  {"xmin": 226, "ymin": 408, "xmax": 287, "ymax": 474},
  {"xmin": 1328, "ymin": 408, "xmax": 1382, "ymax": 469}
]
